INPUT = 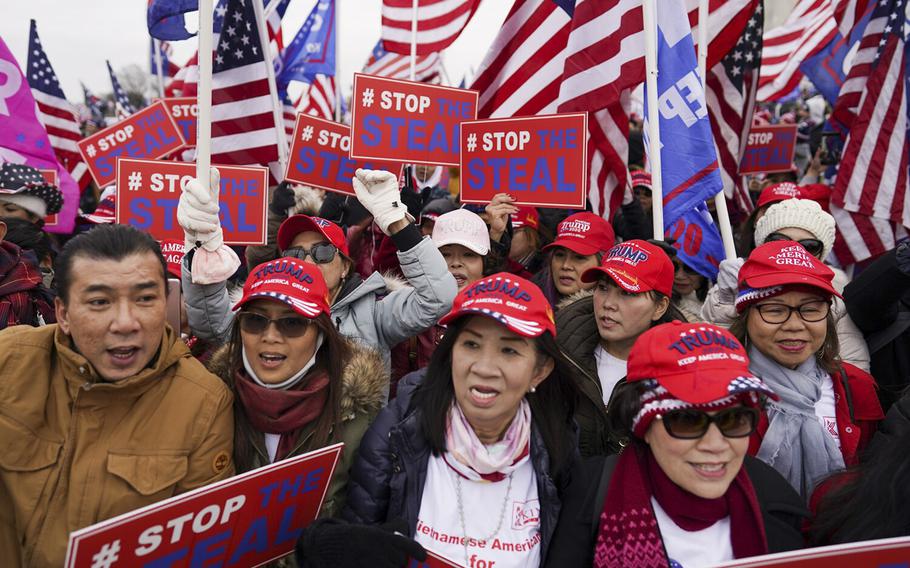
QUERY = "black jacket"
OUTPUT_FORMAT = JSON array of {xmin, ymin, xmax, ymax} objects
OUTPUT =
[
  {"xmin": 544, "ymin": 454, "xmax": 808, "ymax": 566},
  {"xmin": 343, "ymin": 370, "xmax": 569, "ymax": 561},
  {"xmin": 844, "ymin": 243, "xmax": 910, "ymax": 411},
  {"xmin": 554, "ymin": 293, "xmax": 619, "ymax": 457}
]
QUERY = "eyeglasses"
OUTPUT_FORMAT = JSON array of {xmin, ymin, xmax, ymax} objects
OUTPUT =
[
  {"xmin": 754, "ymin": 300, "xmax": 830, "ymax": 324},
  {"xmin": 658, "ymin": 407, "xmax": 759, "ymax": 439},
  {"xmin": 673, "ymin": 261, "xmax": 700, "ymax": 277},
  {"xmin": 237, "ymin": 312, "xmax": 311, "ymax": 338},
  {"xmin": 764, "ymin": 232, "xmax": 824, "ymax": 258},
  {"xmin": 283, "ymin": 242, "xmax": 338, "ymax": 264}
]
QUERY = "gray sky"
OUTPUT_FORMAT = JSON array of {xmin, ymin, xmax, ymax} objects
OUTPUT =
[{"xmin": 0, "ymin": 0, "xmax": 514, "ymax": 100}]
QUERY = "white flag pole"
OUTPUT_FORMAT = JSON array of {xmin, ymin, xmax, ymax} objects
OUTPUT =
[
  {"xmin": 153, "ymin": 39, "xmax": 165, "ymax": 98},
  {"xmin": 643, "ymin": 0, "xmax": 664, "ymax": 239},
  {"xmin": 698, "ymin": 0, "xmax": 737, "ymax": 260},
  {"xmin": 252, "ymin": 0, "xmax": 289, "ymax": 174},
  {"xmin": 410, "ymin": 0, "xmax": 418, "ymax": 81},
  {"xmin": 196, "ymin": 0, "xmax": 214, "ymax": 183}
]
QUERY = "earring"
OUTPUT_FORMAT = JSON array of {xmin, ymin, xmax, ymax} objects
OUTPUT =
[{"xmin": 529, "ymin": 386, "xmax": 537, "ymax": 394}]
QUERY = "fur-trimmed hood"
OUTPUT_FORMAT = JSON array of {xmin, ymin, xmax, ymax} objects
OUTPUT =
[
  {"xmin": 556, "ymin": 288, "xmax": 594, "ymax": 311},
  {"xmin": 207, "ymin": 340, "xmax": 388, "ymax": 422}
]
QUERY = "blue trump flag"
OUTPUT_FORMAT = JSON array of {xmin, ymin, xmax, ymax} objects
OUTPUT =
[
  {"xmin": 148, "ymin": 0, "xmax": 199, "ymax": 41},
  {"xmin": 644, "ymin": 0, "xmax": 725, "ymax": 279},
  {"xmin": 277, "ymin": 0, "xmax": 336, "ymax": 89},
  {"xmin": 801, "ymin": 6, "xmax": 875, "ymax": 105}
]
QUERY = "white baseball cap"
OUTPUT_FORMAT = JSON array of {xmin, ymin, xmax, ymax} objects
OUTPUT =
[{"xmin": 431, "ymin": 209, "xmax": 490, "ymax": 255}]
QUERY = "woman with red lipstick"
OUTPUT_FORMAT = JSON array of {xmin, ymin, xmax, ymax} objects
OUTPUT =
[
  {"xmin": 344, "ymin": 274, "xmax": 580, "ymax": 567},
  {"xmin": 729, "ymin": 241, "xmax": 883, "ymax": 499},
  {"xmin": 545, "ymin": 322, "xmax": 807, "ymax": 567},
  {"xmin": 208, "ymin": 258, "xmax": 387, "ymax": 519}
]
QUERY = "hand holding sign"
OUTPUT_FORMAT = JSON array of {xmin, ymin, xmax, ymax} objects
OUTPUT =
[
  {"xmin": 352, "ymin": 168, "xmax": 408, "ymax": 236},
  {"xmin": 484, "ymin": 193, "xmax": 519, "ymax": 242}
]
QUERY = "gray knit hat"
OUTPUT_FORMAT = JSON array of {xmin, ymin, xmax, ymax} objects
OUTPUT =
[{"xmin": 754, "ymin": 198, "xmax": 835, "ymax": 261}]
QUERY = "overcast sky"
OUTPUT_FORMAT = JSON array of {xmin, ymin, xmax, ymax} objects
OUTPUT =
[{"xmin": 1, "ymin": 0, "xmax": 514, "ymax": 101}]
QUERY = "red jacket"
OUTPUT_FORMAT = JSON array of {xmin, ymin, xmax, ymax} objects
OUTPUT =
[{"xmin": 750, "ymin": 362, "xmax": 884, "ymax": 466}]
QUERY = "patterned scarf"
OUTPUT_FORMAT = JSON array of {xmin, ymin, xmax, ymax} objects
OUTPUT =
[
  {"xmin": 593, "ymin": 445, "xmax": 767, "ymax": 568},
  {"xmin": 0, "ymin": 242, "xmax": 54, "ymax": 328},
  {"xmin": 444, "ymin": 400, "xmax": 531, "ymax": 482}
]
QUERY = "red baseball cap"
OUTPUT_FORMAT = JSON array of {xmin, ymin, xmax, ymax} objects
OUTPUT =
[
  {"xmin": 159, "ymin": 240, "xmax": 185, "ymax": 279},
  {"xmin": 736, "ymin": 241, "xmax": 841, "ymax": 311},
  {"xmin": 756, "ymin": 182, "xmax": 801, "ymax": 209},
  {"xmin": 234, "ymin": 258, "xmax": 331, "ymax": 318},
  {"xmin": 627, "ymin": 321, "xmax": 778, "ymax": 405},
  {"xmin": 580, "ymin": 239, "xmax": 674, "ymax": 297},
  {"xmin": 542, "ymin": 212, "xmax": 615, "ymax": 256},
  {"xmin": 511, "ymin": 206, "xmax": 540, "ymax": 231},
  {"xmin": 277, "ymin": 215, "xmax": 349, "ymax": 257},
  {"xmin": 80, "ymin": 195, "xmax": 116, "ymax": 224},
  {"xmin": 798, "ymin": 183, "xmax": 832, "ymax": 211},
  {"xmin": 438, "ymin": 273, "xmax": 556, "ymax": 338}
]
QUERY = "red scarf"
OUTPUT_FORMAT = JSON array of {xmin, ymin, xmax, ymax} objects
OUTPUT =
[
  {"xmin": 593, "ymin": 445, "xmax": 767, "ymax": 568},
  {"xmin": 233, "ymin": 369, "xmax": 330, "ymax": 461},
  {"xmin": 0, "ymin": 242, "xmax": 54, "ymax": 328}
]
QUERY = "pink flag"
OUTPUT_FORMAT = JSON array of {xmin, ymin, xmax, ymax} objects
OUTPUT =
[{"xmin": 0, "ymin": 36, "xmax": 78, "ymax": 233}]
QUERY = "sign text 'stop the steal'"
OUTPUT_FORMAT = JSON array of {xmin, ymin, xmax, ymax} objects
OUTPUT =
[{"xmin": 350, "ymin": 73, "xmax": 478, "ymax": 166}]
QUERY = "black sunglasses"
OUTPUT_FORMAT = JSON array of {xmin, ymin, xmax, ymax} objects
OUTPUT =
[
  {"xmin": 658, "ymin": 407, "xmax": 759, "ymax": 439},
  {"xmin": 764, "ymin": 232, "xmax": 824, "ymax": 257},
  {"xmin": 673, "ymin": 261, "xmax": 701, "ymax": 276},
  {"xmin": 237, "ymin": 312, "xmax": 311, "ymax": 338},
  {"xmin": 283, "ymin": 242, "xmax": 338, "ymax": 264}
]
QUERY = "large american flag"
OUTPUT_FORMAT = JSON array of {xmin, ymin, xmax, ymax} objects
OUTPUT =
[
  {"xmin": 706, "ymin": 1, "xmax": 763, "ymax": 214},
  {"xmin": 107, "ymin": 61, "xmax": 136, "ymax": 120},
  {"xmin": 210, "ymin": 0, "xmax": 280, "ymax": 167},
  {"xmin": 26, "ymin": 20, "xmax": 90, "ymax": 191},
  {"xmin": 363, "ymin": 40, "xmax": 441, "ymax": 82},
  {"xmin": 381, "ymin": 0, "xmax": 481, "ymax": 55},
  {"xmin": 829, "ymin": 1, "xmax": 883, "ymax": 130},
  {"xmin": 757, "ymin": 0, "xmax": 837, "ymax": 101},
  {"xmin": 830, "ymin": 0, "xmax": 909, "ymax": 265}
]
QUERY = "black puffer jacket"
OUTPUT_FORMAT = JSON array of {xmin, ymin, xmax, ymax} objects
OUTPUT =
[
  {"xmin": 554, "ymin": 292, "xmax": 618, "ymax": 457},
  {"xmin": 343, "ymin": 370, "xmax": 569, "ymax": 561}
]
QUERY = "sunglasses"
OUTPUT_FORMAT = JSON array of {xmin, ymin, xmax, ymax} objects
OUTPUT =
[
  {"xmin": 658, "ymin": 407, "xmax": 759, "ymax": 439},
  {"xmin": 764, "ymin": 232, "xmax": 824, "ymax": 257},
  {"xmin": 237, "ymin": 312, "xmax": 311, "ymax": 338},
  {"xmin": 673, "ymin": 261, "xmax": 701, "ymax": 277},
  {"xmin": 283, "ymin": 242, "xmax": 338, "ymax": 264}
]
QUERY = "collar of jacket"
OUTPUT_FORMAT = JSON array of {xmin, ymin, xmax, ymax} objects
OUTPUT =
[{"xmin": 54, "ymin": 324, "xmax": 185, "ymax": 399}]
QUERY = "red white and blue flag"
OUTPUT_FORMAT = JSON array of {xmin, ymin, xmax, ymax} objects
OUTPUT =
[
  {"xmin": 363, "ymin": 40, "xmax": 441, "ymax": 82},
  {"xmin": 381, "ymin": 0, "xmax": 481, "ymax": 55},
  {"xmin": 107, "ymin": 60, "xmax": 137, "ymax": 120}
]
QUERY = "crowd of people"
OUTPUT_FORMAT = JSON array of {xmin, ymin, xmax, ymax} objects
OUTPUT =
[{"xmin": 1, "ymin": 97, "xmax": 910, "ymax": 567}]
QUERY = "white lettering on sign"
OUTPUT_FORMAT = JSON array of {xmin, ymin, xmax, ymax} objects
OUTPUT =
[
  {"xmin": 170, "ymin": 104, "xmax": 198, "ymax": 118},
  {"xmin": 481, "ymin": 130, "xmax": 531, "ymax": 152},
  {"xmin": 134, "ymin": 495, "xmax": 246, "ymax": 556},
  {"xmin": 97, "ymin": 125, "xmax": 137, "ymax": 151},
  {"xmin": 658, "ymin": 71, "xmax": 707, "ymax": 128},
  {"xmin": 379, "ymin": 90, "xmax": 431, "ymax": 114},
  {"xmin": 748, "ymin": 132, "xmax": 774, "ymax": 145},
  {"xmin": 317, "ymin": 129, "xmax": 350, "ymax": 151}
]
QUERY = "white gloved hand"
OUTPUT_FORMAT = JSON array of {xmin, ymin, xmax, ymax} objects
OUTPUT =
[
  {"xmin": 351, "ymin": 168, "xmax": 407, "ymax": 235},
  {"xmin": 177, "ymin": 168, "xmax": 223, "ymax": 252},
  {"xmin": 714, "ymin": 257, "xmax": 746, "ymax": 304}
]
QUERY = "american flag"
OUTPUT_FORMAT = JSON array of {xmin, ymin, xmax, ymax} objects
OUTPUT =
[
  {"xmin": 830, "ymin": 0, "xmax": 909, "ymax": 265},
  {"xmin": 300, "ymin": 75, "xmax": 339, "ymax": 121},
  {"xmin": 210, "ymin": 0, "xmax": 281, "ymax": 167},
  {"xmin": 829, "ymin": 1, "xmax": 882, "ymax": 130},
  {"xmin": 705, "ymin": 1, "xmax": 763, "ymax": 214},
  {"xmin": 106, "ymin": 61, "xmax": 136, "ymax": 120},
  {"xmin": 363, "ymin": 40, "xmax": 441, "ymax": 82},
  {"xmin": 150, "ymin": 39, "xmax": 180, "ymax": 78},
  {"xmin": 82, "ymin": 82, "xmax": 107, "ymax": 126},
  {"xmin": 282, "ymin": 92, "xmax": 301, "ymax": 139},
  {"xmin": 757, "ymin": 0, "xmax": 837, "ymax": 101},
  {"xmin": 26, "ymin": 20, "xmax": 90, "ymax": 191},
  {"xmin": 381, "ymin": 0, "xmax": 481, "ymax": 55}
]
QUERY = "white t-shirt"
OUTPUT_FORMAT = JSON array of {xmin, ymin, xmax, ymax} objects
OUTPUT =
[
  {"xmin": 814, "ymin": 378, "xmax": 841, "ymax": 449},
  {"xmin": 415, "ymin": 454, "xmax": 541, "ymax": 568},
  {"xmin": 652, "ymin": 498, "xmax": 733, "ymax": 567},
  {"xmin": 594, "ymin": 345, "xmax": 628, "ymax": 405}
]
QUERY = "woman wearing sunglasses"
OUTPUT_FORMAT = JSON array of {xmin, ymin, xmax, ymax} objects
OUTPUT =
[
  {"xmin": 207, "ymin": 257, "xmax": 386, "ymax": 520},
  {"xmin": 556, "ymin": 240, "xmax": 684, "ymax": 457},
  {"xmin": 672, "ymin": 257, "xmax": 709, "ymax": 322},
  {"xmin": 730, "ymin": 242, "xmax": 883, "ymax": 499},
  {"xmin": 344, "ymin": 274, "xmax": 580, "ymax": 568},
  {"xmin": 702, "ymin": 197, "xmax": 870, "ymax": 372},
  {"xmin": 546, "ymin": 322, "xmax": 807, "ymax": 567},
  {"xmin": 180, "ymin": 169, "xmax": 457, "ymax": 378}
]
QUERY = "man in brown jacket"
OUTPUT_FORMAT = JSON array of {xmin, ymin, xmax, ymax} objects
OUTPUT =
[{"xmin": 0, "ymin": 225, "xmax": 235, "ymax": 567}]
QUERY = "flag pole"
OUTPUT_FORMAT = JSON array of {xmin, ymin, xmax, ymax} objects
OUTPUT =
[
  {"xmin": 698, "ymin": 0, "xmax": 737, "ymax": 260},
  {"xmin": 252, "ymin": 0, "xmax": 289, "ymax": 173},
  {"xmin": 410, "ymin": 0, "xmax": 418, "ymax": 81},
  {"xmin": 153, "ymin": 39, "xmax": 165, "ymax": 98},
  {"xmin": 197, "ymin": 0, "xmax": 214, "ymax": 183},
  {"xmin": 264, "ymin": 0, "xmax": 279, "ymax": 18},
  {"xmin": 643, "ymin": 0, "xmax": 664, "ymax": 239}
]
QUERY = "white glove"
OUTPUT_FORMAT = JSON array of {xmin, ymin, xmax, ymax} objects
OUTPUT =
[
  {"xmin": 714, "ymin": 257, "xmax": 746, "ymax": 304},
  {"xmin": 352, "ymin": 168, "xmax": 407, "ymax": 235},
  {"xmin": 178, "ymin": 168, "xmax": 223, "ymax": 252}
]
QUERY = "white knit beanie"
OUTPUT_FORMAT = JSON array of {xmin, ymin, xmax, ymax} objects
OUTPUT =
[{"xmin": 754, "ymin": 198, "xmax": 836, "ymax": 260}]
